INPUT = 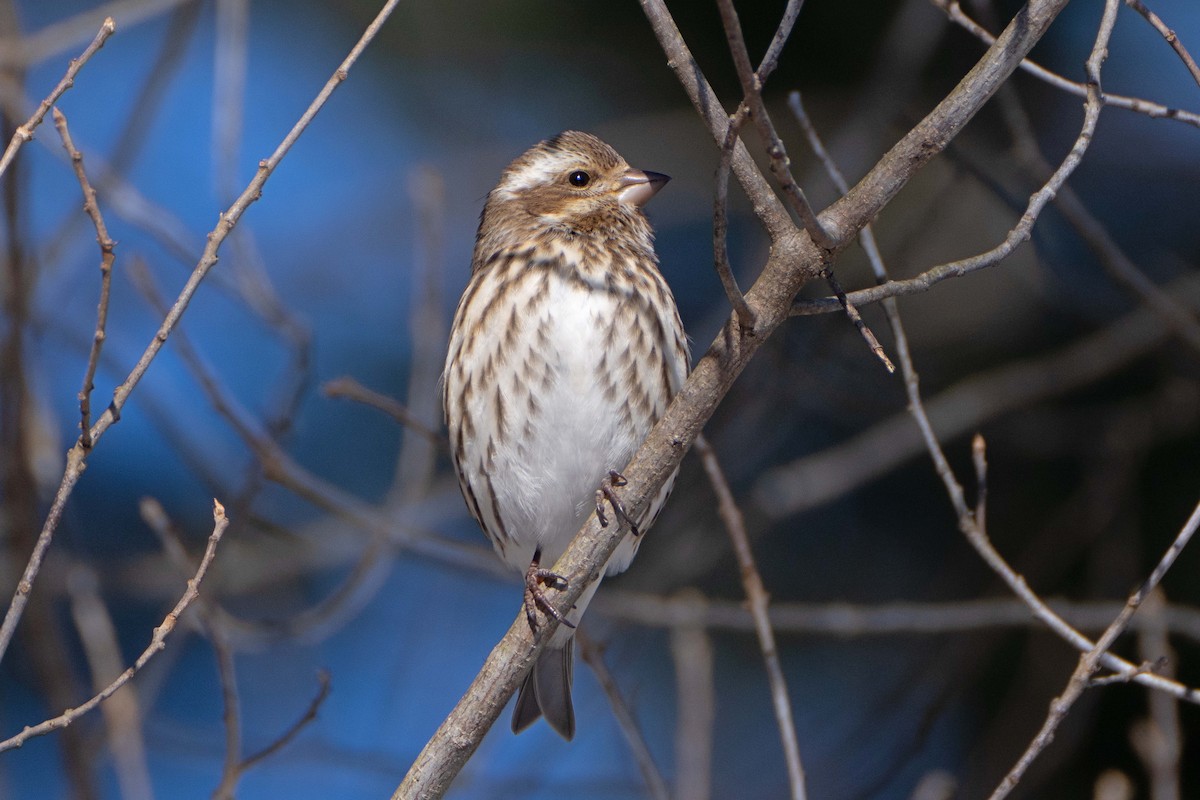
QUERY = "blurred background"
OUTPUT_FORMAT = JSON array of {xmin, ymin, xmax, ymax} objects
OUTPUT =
[{"xmin": 1, "ymin": 0, "xmax": 1199, "ymax": 797}]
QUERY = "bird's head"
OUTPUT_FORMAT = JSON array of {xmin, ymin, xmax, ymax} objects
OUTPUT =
[{"xmin": 481, "ymin": 131, "xmax": 669, "ymax": 242}]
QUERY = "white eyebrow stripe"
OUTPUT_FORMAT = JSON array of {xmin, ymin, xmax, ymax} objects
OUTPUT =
[{"xmin": 496, "ymin": 151, "xmax": 580, "ymax": 197}]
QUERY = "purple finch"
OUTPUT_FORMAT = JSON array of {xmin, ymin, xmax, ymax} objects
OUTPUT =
[{"xmin": 443, "ymin": 131, "xmax": 688, "ymax": 740}]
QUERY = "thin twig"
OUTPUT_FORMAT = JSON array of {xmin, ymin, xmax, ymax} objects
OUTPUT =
[
  {"xmin": 238, "ymin": 670, "xmax": 331, "ymax": 772},
  {"xmin": 988, "ymin": 496, "xmax": 1200, "ymax": 800},
  {"xmin": 0, "ymin": 499, "xmax": 229, "ymax": 752},
  {"xmin": 715, "ymin": 0, "xmax": 830, "ymax": 248},
  {"xmin": 714, "ymin": 3, "xmax": 886, "ymax": 370},
  {"xmin": 53, "ymin": 107, "xmax": 115, "ymax": 449},
  {"xmin": 694, "ymin": 434, "xmax": 807, "ymax": 800},
  {"xmin": 323, "ymin": 376, "xmax": 444, "ymax": 447},
  {"xmin": 0, "ymin": 16, "xmax": 114, "ymax": 182},
  {"xmin": 991, "ymin": 80, "xmax": 1200, "ymax": 354},
  {"xmin": 931, "ymin": 0, "xmax": 1200, "ymax": 129},
  {"xmin": 790, "ymin": 5, "xmax": 1111, "ymax": 320},
  {"xmin": 1124, "ymin": 0, "xmax": 1200, "ymax": 89},
  {"xmin": 709, "ymin": 0, "xmax": 806, "ymax": 330},
  {"xmin": 138, "ymin": 496, "xmax": 243, "ymax": 800},
  {"xmin": 0, "ymin": 0, "xmax": 403, "ymax": 667},
  {"xmin": 713, "ymin": 107, "xmax": 758, "ymax": 329},
  {"xmin": 576, "ymin": 633, "xmax": 670, "ymax": 800}
]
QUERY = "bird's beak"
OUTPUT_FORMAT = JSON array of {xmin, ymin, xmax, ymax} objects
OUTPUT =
[{"xmin": 616, "ymin": 169, "xmax": 670, "ymax": 207}]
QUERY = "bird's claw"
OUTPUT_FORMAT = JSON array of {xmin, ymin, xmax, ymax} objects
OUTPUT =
[
  {"xmin": 595, "ymin": 470, "xmax": 641, "ymax": 537},
  {"xmin": 524, "ymin": 556, "xmax": 575, "ymax": 632}
]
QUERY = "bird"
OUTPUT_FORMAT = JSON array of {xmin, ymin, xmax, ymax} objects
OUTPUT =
[{"xmin": 442, "ymin": 131, "xmax": 689, "ymax": 740}]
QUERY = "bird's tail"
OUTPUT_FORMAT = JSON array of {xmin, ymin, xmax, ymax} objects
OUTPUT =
[{"xmin": 512, "ymin": 638, "xmax": 575, "ymax": 740}]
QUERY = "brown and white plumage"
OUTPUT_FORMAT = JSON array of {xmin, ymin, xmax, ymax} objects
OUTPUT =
[{"xmin": 443, "ymin": 131, "xmax": 688, "ymax": 740}]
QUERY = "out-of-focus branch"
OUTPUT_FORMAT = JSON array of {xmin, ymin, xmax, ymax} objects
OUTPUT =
[
  {"xmin": 66, "ymin": 566, "xmax": 154, "ymax": 800},
  {"xmin": 212, "ymin": 671, "xmax": 332, "ymax": 800},
  {"xmin": 0, "ymin": 0, "xmax": 188, "ymax": 69},
  {"xmin": 668, "ymin": 591, "xmax": 715, "ymax": 800},
  {"xmin": 0, "ymin": 500, "xmax": 229, "ymax": 753},
  {"xmin": 763, "ymin": 276, "xmax": 1200, "ymax": 517},
  {"xmin": 596, "ymin": 591, "xmax": 1200, "ymax": 645},
  {"xmin": 1130, "ymin": 590, "xmax": 1181, "ymax": 800}
]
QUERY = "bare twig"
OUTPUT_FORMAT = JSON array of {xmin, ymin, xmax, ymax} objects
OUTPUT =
[
  {"xmin": 694, "ymin": 435, "xmax": 806, "ymax": 800},
  {"xmin": 990, "ymin": 81, "xmax": 1200, "ymax": 354},
  {"xmin": 713, "ymin": 107, "xmax": 758, "ymax": 329},
  {"xmin": 212, "ymin": 671, "xmax": 332, "ymax": 800},
  {"xmin": 710, "ymin": 0, "xmax": 806, "ymax": 330},
  {"xmin": 323, "ymin": 376, "xmax": 444, "ymax": 448},
  {"xmin": 0, "ymin": 0, "xmax": 403, "ymax": 667},
  {"xmin": 715, "ymin": 0, "xmax": 829, "ymax": 247},
  {"xmin": 931, "ymin": 0, "xmax": 1200, "ymax": 129},
  {"xmin": 791, "ymin": 25, "xmax": 1107, "ymax": 321},
  {"xmin": 1124, "ymin": 0, "xmax": 1200, "ymax": 89},
  {"xmin": 239, "ymin": 670, "xmax": 331, "ymax": 771},
  {"xmin": 714, "ymin": 0, "xmax": 896, "ymax": 372},
  {"xmin": 0, "ymin": 499, "xmax": 229, "ymax": 752},
  {"xmin": 988, "ymin": 497, "xmax": 1200, "ymax": 800},
  {"xmin": 577, "ymin": 634, "xmax": 670, "ymax": 800},
  {"xmin": 0, "ymin": 17, "xmax": 114, "ymax": 182},
  {"xmin": 53, "ymin": 107, "xmax": 115, "ymax": 448},
  {"xmin": 138, "ymin": 496, "xmax": 244, "ymax": 800}
]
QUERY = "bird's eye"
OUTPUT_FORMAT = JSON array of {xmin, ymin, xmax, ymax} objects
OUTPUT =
[{"xmin": 568, "ymin": 170, "xmax": 591, "ymax": 187}]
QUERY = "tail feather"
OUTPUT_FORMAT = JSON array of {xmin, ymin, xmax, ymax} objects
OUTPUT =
[{"xmin": 512, "ymin": 638, "xmax": 575, "ymax": 740}]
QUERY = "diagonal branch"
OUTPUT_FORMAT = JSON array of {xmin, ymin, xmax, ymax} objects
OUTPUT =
[
  {"xmin": 53, "ymin": 107, "xmax": 116, "ymax": 449},
  {"xmin": 0, "ymin": 499, "xmax": 229, "ymax": 753},
  {"xmin": 0, "ymin": 17, "xmax": 114, "ymax": 182}
]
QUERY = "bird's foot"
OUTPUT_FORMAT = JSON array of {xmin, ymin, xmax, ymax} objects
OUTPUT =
[
  {"xmin": 595, "ymin": 470, "xmax": 641, "ymax": 537},
  {"xmin": 524, "ymin": 549, "xmax": 575, "ymax": 632}
]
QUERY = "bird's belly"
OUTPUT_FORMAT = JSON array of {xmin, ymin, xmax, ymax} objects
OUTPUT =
[
  {"xmin": 451, "ymin": 270, "xmax": 650, "ymax": 572},
  {"xmin": 491, "ymin": 279, "xmax": 646, "ymax": 565}
]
